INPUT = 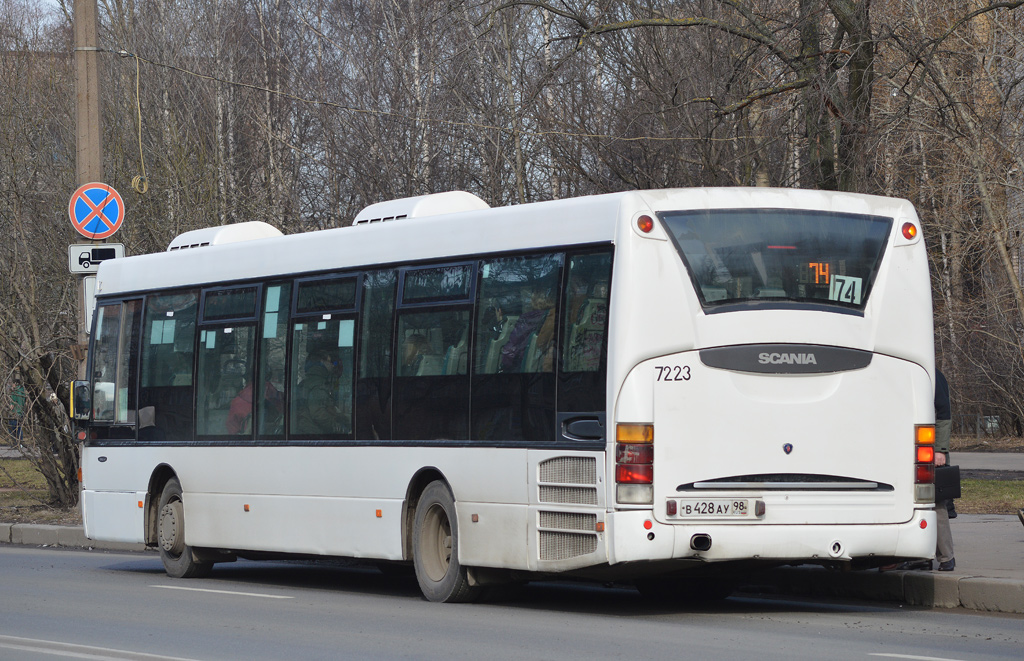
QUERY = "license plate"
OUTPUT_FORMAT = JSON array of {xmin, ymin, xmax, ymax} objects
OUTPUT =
[{"xmin": 674, "ymin": 499, "xmax": 750, "ymax": 518}]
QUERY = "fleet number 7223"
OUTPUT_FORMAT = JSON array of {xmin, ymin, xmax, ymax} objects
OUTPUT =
[{"xmin": 654, "ymin": 365, "xmax": 691, "ymax": 381}]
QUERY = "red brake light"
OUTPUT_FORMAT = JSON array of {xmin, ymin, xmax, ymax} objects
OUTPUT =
[
  {"xmin": 915, "ymin": 464, "xmax": 935, "ymax": 484},
  {"xmin": 637, "ymin": 215, "xmax": 654, "ymax": 233},
  {"xmin": 902, "ymin": 222, "xmax": 918, "ymax": 240},
  {"xmin": 916, "ymin": 446, "xmax": 934, "ymax": 463},
  {"xmin": 616, "ymin": 443, "xmax": 654, "ymax": 464},
  {"xmin": 616, "ymin": 464, "xmax": 653, "ymax": 484}
]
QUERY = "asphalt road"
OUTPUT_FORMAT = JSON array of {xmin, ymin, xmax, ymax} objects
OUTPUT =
[{"xmin": 1, "ymin": 546, "xmax": 1022, "ymax": 661}]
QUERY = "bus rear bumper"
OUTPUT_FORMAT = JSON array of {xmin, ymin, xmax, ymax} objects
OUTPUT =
[{"xmin": 607, "ymin": 508, "xmax": 938, "ymax": 565}]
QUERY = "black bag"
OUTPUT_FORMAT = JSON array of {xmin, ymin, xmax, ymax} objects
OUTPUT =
[{"xmin": 935, "ymin": 464, "xmax": 961, "ymax": 501}]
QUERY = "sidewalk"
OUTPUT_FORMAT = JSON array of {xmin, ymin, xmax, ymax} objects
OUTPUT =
[{"xmin": 951, "ymin": 451, "xmax": 1024, "ymax": 472}]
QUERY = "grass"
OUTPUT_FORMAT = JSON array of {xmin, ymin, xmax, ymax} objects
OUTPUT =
[
  {"xmin": 0, "ymin": 457, "xmax": 82, "ymax": 525},
  {"xmin": 958, "ymin": 479, "xmax": 1024, "ymax": 515},
  {"xmin": 950, "ymin": 435, "xmax": 1024, "ymax": 453}
]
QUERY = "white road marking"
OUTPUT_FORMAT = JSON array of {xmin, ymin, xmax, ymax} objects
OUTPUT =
[
  {"xmin": 0, "ymin": 634, "xmax": 204, "ymax": 660},
  {"xmin": 150, "ymin": 584, "xmax": 293, "ymax": 599},
  {"xmin": 869, "ymin": 654, "xmax": 969, "ymax": 661}
]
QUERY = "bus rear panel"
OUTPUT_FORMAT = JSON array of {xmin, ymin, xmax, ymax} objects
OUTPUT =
[{"xmin": 605, "ymin": 189, "xmax": 936, "ymax": 570}]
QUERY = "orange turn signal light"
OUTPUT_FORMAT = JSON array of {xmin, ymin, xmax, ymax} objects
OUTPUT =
[
  {"xmin": 617, "ymin": 423, "xmax": 653, "ymax": 443},
  {"xmin": 915, "ymin": 425, "xmax": 935, "ymax": 445}
]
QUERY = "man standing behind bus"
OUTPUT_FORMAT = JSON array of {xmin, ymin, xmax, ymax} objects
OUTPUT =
[
  {"xmin": 933, "ymin": 369, "xmax": 955, "ymax": 571},
  {"xmin": 892, "ymin": 369, "xmax": 955, "ymax": 572}
]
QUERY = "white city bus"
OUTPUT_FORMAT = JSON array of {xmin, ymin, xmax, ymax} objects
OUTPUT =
[{"xmin": 73, "ymin": 188, "xmax": 939, "ymax": 602}]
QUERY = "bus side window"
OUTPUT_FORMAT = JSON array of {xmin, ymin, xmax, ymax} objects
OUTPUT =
[
  {"xmin": 196, "ymin": 287, "xmax": 258, "ymax": 438},
  {"xmin": 91, "ymin": 303, "xmax": 121, "ymax": 422},
  {"xmin": 559, "ymin": 250, "xmax": 612, "ymax": 414},
  {"xmin": 393, "ymin": 308, "xmax": 471, "ymax": 440},
  {"xmin": 138, "ymin": 290, "xmax": 199, "ymax": 441},
  {"xmin": 356, "ymin": 270, "xmax": 397, "ymax": 441},
  {"xmin": 392, "ymin": 264, "xmax": 473, "ymax": 441},
  {"xmin": 289, "ymin": 318, "xmax": 354, "ymax": 438},
  {"xmin": 256, "ymin": 283, "xmax": 289, "ymax": 439},
  {"xmin": 115, "ymin": 300, "xmax": 142, "ymax": 425},
  {"xmin": 472, "ymin": 253, "xmax": 562, "ymax": 442}
]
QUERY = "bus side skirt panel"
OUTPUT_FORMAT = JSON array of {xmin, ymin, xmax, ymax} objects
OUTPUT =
[
  {"xmin": 81, "ymin": 490, "xmax": 147, "ymax": 544},
  {"xmin": 185, "ymin": 493, "xmax": 405, "ymax": 559}
]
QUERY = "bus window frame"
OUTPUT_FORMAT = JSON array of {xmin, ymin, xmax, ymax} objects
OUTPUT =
[
  {"xmin": 292, "ymin": 273, "xmax": 362, "ymax": 317},
  {"xmin": 200, "ymin": 284, "xmax": 262, "ymax": 324},
  {"xmin": 398, "ymin": 261, "xmax": 477, "ymax": 308}
]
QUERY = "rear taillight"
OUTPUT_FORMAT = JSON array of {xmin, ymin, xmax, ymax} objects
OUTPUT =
[
  {"xmin": 616, "ymin": 424, "xmax": 653, "ymax": 504},
  {"xmin": 914, "ymin": 424, "xmax": 936, "ymax": 503}
]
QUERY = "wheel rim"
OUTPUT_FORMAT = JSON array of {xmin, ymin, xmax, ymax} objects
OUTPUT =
[
  {"xmin": 159, "ymin": 498, "xmax": 185, "ymax": 557},
  {"xmin": 420, "ymin": 502, "xmax": 452, "ymax": 582}
]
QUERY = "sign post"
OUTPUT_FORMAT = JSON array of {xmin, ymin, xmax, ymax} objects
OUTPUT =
[{"xmin": 69, "ymin": 182, "xmax": 125, "ymax": 372}]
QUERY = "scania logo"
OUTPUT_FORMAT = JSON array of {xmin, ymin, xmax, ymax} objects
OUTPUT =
[
  {"xmin": 758, "ymin": 352, "xmax": 818, "ymax": 365},
  {"xmin": 783, "ymin": 443, "xmax": 793, "ymax": 455}
]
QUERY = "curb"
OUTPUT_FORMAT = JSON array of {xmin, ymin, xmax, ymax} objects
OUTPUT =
[
  {"xmin": 1, "ymin": 523, "xmax": 147, "ymax": 553},
  {"xmin": 3, "ymin": 523, "xmax": 1022, "ymax": 613},
  {"xmin": 750, "ymin": 566, "xmax": 1024, "ymax": 614}
]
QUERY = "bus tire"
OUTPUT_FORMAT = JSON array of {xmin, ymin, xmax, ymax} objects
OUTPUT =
[
  {"xmin": 157, "ymin": 477, "xmax": 213, "ymax": 579},
  {"xmin": 412, "ymin": 481, "xmax": 481, "ymax": 603}
]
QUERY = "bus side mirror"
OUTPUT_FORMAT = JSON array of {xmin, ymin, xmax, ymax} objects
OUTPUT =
[{"xmin": 71, "ymin": 381, "xmax": 92, "ymax": 421}]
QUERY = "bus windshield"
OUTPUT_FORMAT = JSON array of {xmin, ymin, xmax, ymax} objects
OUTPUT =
[{"xmin": 658, "ymin": 209, "xmax": 892, "ymax": 311}]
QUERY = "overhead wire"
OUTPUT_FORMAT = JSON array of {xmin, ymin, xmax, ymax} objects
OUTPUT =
[{"xmin": 124, "ymin": 51, "xmax": 149, "ymax": 194}]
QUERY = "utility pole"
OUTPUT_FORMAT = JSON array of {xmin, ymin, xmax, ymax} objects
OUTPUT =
[
  {"xmin": 74, "ymin": 0, "xmax": 102, "ymax": 377},
  {"xmin": 74, "ymin": 0, "xmax": 102, "ymax": 186}
]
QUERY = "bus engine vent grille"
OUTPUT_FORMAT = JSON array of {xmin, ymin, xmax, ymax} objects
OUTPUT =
[
  {"xmin": 539, "ymin": 456, "xmax": 597, "ymax": 485},
  {"xmin": 539, "ymin": 531, "xmax": 598, "ymax": 561},
  {"xmin": 539, "ymin": 485, "xmax": 598, "ymax": 505},
  {"xmin": 539, "ymin": 510, "xmax": 597, "ymax": 532}
]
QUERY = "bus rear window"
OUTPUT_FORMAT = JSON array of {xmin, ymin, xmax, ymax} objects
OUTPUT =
[{"xmin": 658, "ymin": 209, "xmax": 892, "ymax": 311}]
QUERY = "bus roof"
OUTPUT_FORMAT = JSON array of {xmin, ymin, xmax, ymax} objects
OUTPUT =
[{"xmin": 94, "ymin": 188, "xmax": 916, "ymax": 298}]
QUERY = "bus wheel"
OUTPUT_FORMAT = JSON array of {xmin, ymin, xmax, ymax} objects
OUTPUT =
[
  {"xmin": 157, "ymin": 477, "xmax": 212, "ymax": 579},
  {"xmin": 412, "ymin": 481, "xmax": 481, "ymax": 603}
]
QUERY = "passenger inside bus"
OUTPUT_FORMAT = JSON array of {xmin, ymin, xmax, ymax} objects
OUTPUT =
[
  {"xmin": 401, "ymin": 333, "xmax": 436, "ymax": 376},
  {"xmin": 226, "ymin": 377, "xmax": 283, "ymax": 435},
  {"xmin": 293, "ymin": 340, "xmax": 349, "ymax": 436},
  {"xmin": 498, "ymin": 288, "xmax": 555, "ymax": 372}
]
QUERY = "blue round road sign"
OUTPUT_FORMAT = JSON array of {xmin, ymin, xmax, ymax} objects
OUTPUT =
[{"xmin": 69, "ymin": 182, "xmax": 125, "ymax": 240}]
